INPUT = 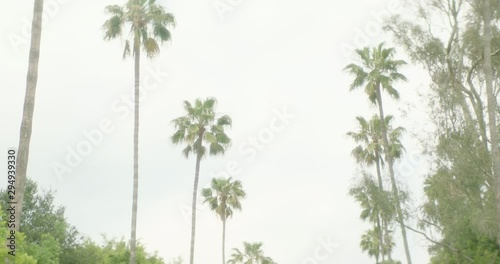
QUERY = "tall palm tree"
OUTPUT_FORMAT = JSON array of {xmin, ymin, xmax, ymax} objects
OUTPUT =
[
  {"xmin": 171, "ymin": 98, "xmax": 232, "ymax": 264},
  {"xmin": 482, "ymin": 0, "xmax": 500, "ymax": 247},
  {"xmin": 14, "ymin": 0, "xmax": 44, "ymax": 237},
  {"xmin": 102, "ymin": 1, "xmax": 175, "ymax": 263},
  {"xmin": 344, "ymin": 43, "xmax": 411, "ymax": 264},
  {"xmin": 202, "ymin": 177, "xmax": 246, "ymax": 264},
  {"xmin": 227, "ymin": 242, "xmax": 276, "ymax": 264},
  {"xmin": 347, "ymin": 115, "xmax": 404, "ymax": 263},
  {"xmin": 350, "ymin": 174, "xmax": 396, "ymax": 262},
  {"xmin": 347, "ymin": 115, "xmax": 405, "ymax": 189}
]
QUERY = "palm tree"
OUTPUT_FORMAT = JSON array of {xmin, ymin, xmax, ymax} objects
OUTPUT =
[
  {"xmin": 344, "ymin": 43, "xmax": 411, "ymax": 264},
  {"xmin": 171, "ymin": 98, "xmax": 232, "ymax": 264},
  {"xmin": 347, "ymin": 115, "xmax": 404, "ymax": 262},
  {"xmin": 347, "ymin": 115, "xmax": 405, "ymax": 189},
  {"xmin": 14, "ymin": 0, "xmax": 44, "ymax": 239},
  {"xmin": 227, "ymin": 242, "xmax": 276, "ymax": 264},
  {"xmin": 102, "ymin": 1, "xmax": 175, "ymax": 263},
  {"xmin": 202, "ymin": 177, "xmax": 246, "ymax": 264},
  {"xmin": 360, "ymin": 228, "xmax": 382, "ymax": 263},
  {"xmin": 482, "ymin": 0, "xmax": 500, "ymax": 247},
  {"xmin": 350, "ymin": 174, "xmax": 396, "ymax": 262}
]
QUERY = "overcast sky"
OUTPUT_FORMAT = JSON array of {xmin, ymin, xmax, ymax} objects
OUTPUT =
[{"xmin": 1, "ymin": 0, "xmax": 434, "ymax": 263}]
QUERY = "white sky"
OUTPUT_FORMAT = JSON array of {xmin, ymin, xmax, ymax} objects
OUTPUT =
[{"xmin": 1, "ymin": 0, "xmax": 434, "ymax": 263}]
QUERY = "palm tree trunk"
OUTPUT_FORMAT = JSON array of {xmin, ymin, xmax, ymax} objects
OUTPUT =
[
  {"xmin": 222, "ymin": 216, "xmax": 226, "ymax": 264},
  {"xmin": 376, "ymin": 152, "xmax": 393, "ymax": 262},
  {"xmin": 14, "ymin": 0, "xmax": 44, "ymax": 234},
  {"xmin": 376, "ymin": 84, "xmax": 412, "ymax": 264},
  {"xmin": 376, "ymin": 215, "xmax": 385, "ymax": 262},
  {"xmin": 374, "ymin": 155, "xmax": 387, "ymax": 262},
  {"xmin": 482, "ymin": 0, "xmax": 500, "ymax": 248},
  {"xmin": 190, "ymin": 150, "xmax": 203, "ymax": 264},
  {"xmin": 129, "ymin": 37, "xmax": 141, "ymax": 264}
]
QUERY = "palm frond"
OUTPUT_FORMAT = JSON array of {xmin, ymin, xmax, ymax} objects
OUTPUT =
[
  {"xmin": 182, "ymin": 145, "xmax": 192, "ymax": 158},
  {"xmin": 143, "ymin": 37, "xmax": 160, "ymax": 58}
]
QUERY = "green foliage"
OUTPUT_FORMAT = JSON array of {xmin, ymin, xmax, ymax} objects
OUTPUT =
[
  {"xmin": 28, "ymin": 234, "xmax": 62, "ymax": 264},
  {"xmin": 350, "ymin": 175, "xmax": 396, "ymax": 225},
  {"xmin": 202, "ymin": 177, "xmax": 246, "ymax": 221},
  {"xmin": 345, "ymin": 39, "xmax": 411, "ymax": 262},
  {"xmin": 171, "ymin": 97, "xmax": 232, "ymax": 159},
  {"xmin": 347, "ymin": 115, "xmax": 405, "ymax": 167},
  {"xmin": 100, "ymin": 237, "xmax": 165, "ymax": 264},
  {"xmin": 385, "ymin": 0, "xmax": 500, "ymax": 261},
  {"xmin": 0, "ymin": 179, "xmax": 165, "ymax": 264},
  {"xmin": 0, "ymin": 205, "xmax": 37, "ymax": 263},
  {"xmin": 344, "ymin": 43, "xmax": 407, "ymax": 104},
  {"xmin": 61, "ymin": 238, "xmax": 107, "ymax": 264},
  {"xmin": 0, "ymin": 179, "xmax": 80, "ymax": 263},
  {"xmin": 227, "ymin": 242, "xmax": 276, "ymax": 264},
  {"xmin": 103, "ymin": 0, "xmax": 176, "ymax": 58}
]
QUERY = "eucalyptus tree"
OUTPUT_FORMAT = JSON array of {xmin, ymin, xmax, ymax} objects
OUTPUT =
[
  {"xmin": 202, "ymin": 177, "xmax": 246, "ymax": 264},
  {"xmin": 102, "ymin": 1, "xmax": 175, "ymax": 263},
  {"xmin": 344, "ymin": 43, "xmax": 411, "ymax": 263},
  {"xmin": 15, "ymin": 0, "xmax": 44, "ymax": 237},
  {"xmin": 171, "ymin": 98, "xmax": 232, "ymax": 264},
  {"xmin": 227, "ymin": 242, "xmax": 276, "ymax": 264},
  {"xmin": 482, "ymin": 0, "xmax": 500, "ymax": 247},
  {"xmin": 385, "ymin": 0, "xmax": 500, "ymax": 257}
]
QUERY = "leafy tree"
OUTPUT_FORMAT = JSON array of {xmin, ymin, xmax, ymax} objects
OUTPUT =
[
  {"xmin": 385, "ymin": 0, "xmax": 500, "ymax": 261},
  {"xmin": 0, "ymin": 179, "xmax": 81, "ymax": 262},
  {"xmin": 0, "ymin": 205, "xmax": 37, "ymax": 264},
  {"xmin": 61, "ymin": 238, "xmax": 106, "ymax": 264},
  {"xmin": 100, "ymin": 237, "xmax": 165, "ymax": 264},
  {"xmin": 28, "ymin": 234, "xmax": 61, "ymax": 264},
  {"xmin": 344, "ymin": 43, "xmax": 411, "ymax": 264},
  {"xmin": 171, "ymin": 97, "xmax": 232, "ymax": 264},
  {"xmin": 15, "ymin": 0, "xmax": 44, "ymax": 236},
  {"xmin": 227, "ymin": 242, "xmax": 276, "ymax": 264},
  {"xmin": 482, "ymin": 0, "xmax": 500, "ymax": 247},
  {"xmin": 202, "ymin": 177, "xmax": 246, "ymax": 264},
  {"xmin": 102, "ymin": 1, "xmax": 175, "ymax": 263}
]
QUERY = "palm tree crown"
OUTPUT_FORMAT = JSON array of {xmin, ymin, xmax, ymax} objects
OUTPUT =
[
  {"xmin": 171, "ymin": 97, "xmax": 232, "ymax": 159},
  {"xmin": 344, "ymin": 43, "xmax": 407, "ymax": 103},
  {"xmin": 202, "ymin": 177, "xmax": 246, "ymax": 220},
  {"xmin": 202, "ymin": 177, "xmax": 245, "ymax": 264},
  {"xmin": 103, "ymin": 0, "xmax": 175, "ymax": 59},
  {"xmin": 228, "ymin": 242, "xmax": 276, "ymax": 264},
  {"xmin": 347, "ymin": 115, "xmax": 405, "ymax": 167}
]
